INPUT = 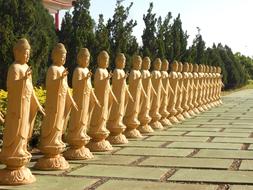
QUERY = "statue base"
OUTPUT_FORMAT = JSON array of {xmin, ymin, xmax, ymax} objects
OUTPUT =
[
  {"xmin": 64, "ymin": 146, "xmax": 94, "ymax": 160},
  {"xmin": 168, "ymin": 116, "xmax": 180, "ymax": 124},
  {"xmin": 0, "ymin": 166, "xmax": 35, "ymax": 185},
  {"xmin": 86, "ymin": 139, "xmax": 113, "ymax": 152},
  {"xmin": 138, "ymin": 124, "xmax": 154, "ymax": 133},
  {"xmin": 188, "ymin": 110, "xmax": 196, "ymax": 116},
  {"xmin": 124, "ymin": 128, "xmax": 143, "ymax": 138},
  {"xmin": 197, "ymin": 106, "xmax": 204, "ymax": 112},
  {"xmin": 34, "ymin": 154, "xmax": 69, "ymax": 170},
  {"xmin": 193, "ymin": 108, "xmax": 200, "ymax": 114},
  {"xmin": 176, "ymin": 114, "xmax": 185, "ymax": 121},
  {"xmin": 107, "ymin": 133, "xmax": 128, "ymax": 144},
  {"xmin": 150, "ymin": 121, "xmax": 164, "ymax": 130},
  {"xmin": 182, "ymin": 111, "xmax": 191, "ymax": 119},
  {"xmin": 160, "ymin": 118, "xmax": 172, "ymax": 127},
  {"xmin": 202, "ymin": 104, "xmax": 208, "ymax": 111}
]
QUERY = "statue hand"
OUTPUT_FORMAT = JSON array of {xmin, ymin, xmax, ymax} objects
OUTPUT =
[
  {"xmin": 25, "ymin": 67, "xmax": 32, "ymax": 78},
  {"xmin": 125, "ymin": 72, "xmax": 129, "ymax": 79},
  {"xmin": 61, "ymin": 68, "xmax": 68, "ymax": 78},
  {"xmin": 87, "ymin": 71, "xmax": 92, "ymax": 78}
]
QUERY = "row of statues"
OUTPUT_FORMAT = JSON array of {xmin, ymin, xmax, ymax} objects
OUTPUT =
[{"xmin": 0, "ymin": 38, "xmax": 223, "ymax": 185}]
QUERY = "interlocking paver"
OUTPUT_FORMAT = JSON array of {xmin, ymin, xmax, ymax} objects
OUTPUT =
[
  {"xmin": 167, "ymin": 142, "xmax": 242, "ymax": 149},
  {"xmin": 213, "ymin": 137, "xmax": 253, "ymax": 143},
  {"xmin": 139, "ymin": 157, "xmax": 232, "ymax": 169},
  {"xmin": 68, "ymin": 165, "xmax": 169, "ymax": 180},
  {"xmin": 168, "ymin": 169, "xmax": 253, "ymax": 184},
  {"xmin": 186, "ymin": 131, "xmax": 250, "ymax": 138},
  {"xmin": 114, "ymin": 147, "xmax": 194, "ymax": 157},
  {"xmin": 194, "ymin": 149, "xmax": 253, "ymax": 159},
  {"xmin": 146, "ymin": 136, "xmax": 209, "ymax": 142},
  {"xmin": 96, "ymin": 180, "xmax": 218, "ymax": 190},
  {"xmin": 240, "ymin": 160, "xmax": 253, "ymax": 170}
]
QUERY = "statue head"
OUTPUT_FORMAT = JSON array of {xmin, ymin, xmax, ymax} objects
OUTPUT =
[
  {"xmin": 212, "ymin": 66, "xmax": 216, "ymax": 73},
  {"xmin": 77, "ymin": 48, "xmax": 90, "ymax": 68},
  {"xmin": 178, "ymin": 62, "xmax": 183, "ymax": 72},
  {"xmin": 98, "ymin": 50, "xmax": 109, "ymax": 69},
  {"xmin": 206, "ymin": 65, "xmax": 210, "ymax": 73},
  {"xmin": 183, "ymin": 62, "xmax": 189, "ymax": 72},
  {"xmin": 142, "ymin": 56, "xmax": 151, "ymax": 70},
  {"xmin": 172, "ymin": 61, "xmax": 178, "ymax": 71},
  {"xmin": 217, "ymin": 66, "xmax": 221, "ymax": 74},
  {"xmin": 193, "ymin": 64, "xmax": 199, "ymax": 72},
  {"xmin": 161, "ymin": 59, "xmax": 169, "ymax": 71},
  {"xmin": 153, "ymin": 58, "xmax": 162, "ymax": 71},
  {"xmin": 52, "ymin": 43, "xmax": 67, "ymax": 66},
  {"xmin": 189, "ymin": 63, "xmax": 193, "ymax": 72},
  {"xmin": 199, "ymin": 64, "xmax": 203, "ymax": 72},
  {"xmin": 13, "ymin": 38, "xmax": 31, "ymax": 64},
  {"xmin": 115, "ymin": 53, "xmax": 126, "ymax": 69},
  {"xmin": 202, "ymin": 65, "xmax": 206, "ymax": 73},
  {"xmin": 132, "ymin": 55, "xmax": 142, "ymax": 70}
]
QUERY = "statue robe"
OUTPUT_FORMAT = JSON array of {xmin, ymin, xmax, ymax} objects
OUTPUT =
[
  {"xmin": 1, "ymin": 62, "xmax": 39, "ymax": 159},
  {"xmin": 40, "ymin": 65, "xmax": 72, "ymax": 153}
]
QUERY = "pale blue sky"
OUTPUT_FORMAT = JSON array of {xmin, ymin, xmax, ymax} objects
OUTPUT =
[{"xmin": 60, "ymin": 0, "xmax": 253, "ymax": 57}]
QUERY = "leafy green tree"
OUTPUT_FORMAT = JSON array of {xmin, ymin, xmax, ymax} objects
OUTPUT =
[
  {"xmin": 59, "ymin": 0, "xmax": 95, "ymax": 82},
  {"xmin": 141, "ymin": 2, "xmax": 158, "ymax": 61},
  {"xmin": 0, "ymin": 0, "xmax": 57, "ymax": 89},
  {"xmin": 107, "ymin": 0, "xmax": 138, "ymax": 71}
]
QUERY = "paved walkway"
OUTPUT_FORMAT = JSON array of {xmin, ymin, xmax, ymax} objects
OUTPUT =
[{"xmin": 1, "ymin": 89, "xmax": 253, "ymax": 190}]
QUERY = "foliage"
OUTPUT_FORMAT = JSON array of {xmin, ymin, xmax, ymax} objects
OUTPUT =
[{"xmin": 0, "ymin": 0, "xmax": 57, "ymax": 89}]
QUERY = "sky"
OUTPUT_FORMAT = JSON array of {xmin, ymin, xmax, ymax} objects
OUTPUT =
[{"xmin": 60, "ymin": 0, "xmax": 253, "ymax": 57}]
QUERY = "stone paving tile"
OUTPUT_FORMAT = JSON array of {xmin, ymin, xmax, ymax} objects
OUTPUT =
[
  {"xmin": 145, "ymin": 131, "xmax": 186, "ymax": 136},
  {"xmin": 231, "ymin": 185, "xmax": 253, "ymax": 190},
  {"xmin": 166, "ymin": 142, "xmax": 242, "ymax": 150},
  {"xmin": 167, "ymin": 127, "xmax": 222, "ymax": 132},
  {"xmin": 114, "ymin": 141, "xmax": 165, "ymax": 148},
  {"xmin": 194, "ymin": 149, "xmax": 253, "ymax": 159},
  {"xmin": 68, "ymin": 165, "xmax": 169, "ymax": 180},
  {"xmin": 92, "ymin": 147, "xmax": 122, "ymax": 155},
  {"xmin": 146, "ymin": 136, "xmax": 209, "ymax": 142},
  {"xmin": 240, "ymin": 160, "xmax": 253, "ymax": 170},
  {"xmin": 224, "ymin": 128, "xmax": 253, "ymax": 133},
  {"xmin": 68, "ymin": 155, "xmax": 141, "ymax": 165},
  {"xmin": 213, "ymin": 137, "xmax": 253, "ymax": 143},
  {"xmin": 114, "ymin": 147, "xmax": 194, "ymax": 157},
  {"xmin": 174, "ymin": 124, "xmax": 201, "ymax": 127},
  {"xmin": 96, "ymin": 180, "xmax": 218, "ymax": 190},
  {"xmin": 139, "ymin": 157, "xmax": 232, "ymax": 169},
  {"xmin": 0, "ymin": 175, "xmax": 99, "ymax": 190},
  {"xmin": 186, "ymin": 131, "xmax": 250, "ymax": 138},
  {"xmin": 168, "ymin": 169, "xmax": 253, "ymax": 184},
  {"xmin": 201, "ymin": 124, "xmax": 253, "ymax": 129}
]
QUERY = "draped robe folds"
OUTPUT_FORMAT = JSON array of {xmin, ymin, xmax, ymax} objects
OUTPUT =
[
  {"xmin": 197, "ymin": 72, "xmax": 204, "ymax": 106},
  {"xmin": 192, "ymin": 72, "xmax": 199, "ymax": 107},
  {"xmin": 181, "ymin": 72, "xmax": 190, "ymax": 111},
  {"xmin": 88, "ymin": 68, "xmax": 111, "ymax": 138},
  {"xmin": 150, "ymin": 71, "xmax": 162, "ymax": 122},
  {"xmin": 175, "ymin": 72, "xmax": 183, "ymax": 113},
  {"xmin": 159, "ymin": 71, "xmax": 170, "ymax": 119},
  {"xmin": 167, "ymin": 72, "xmax": 178, "ymax": 115},
  {"xmin": 138, "ymin": 70, "xmax": 152, "ymax": 125},
  {"xmin": 66, "ymin": 67, "xmax": 96, "ymax": 146},
  {"xmin": 40, "ymin": 65, "xmax": 72, "ymax": 154},
  {"xmin": 107, "ymin": 69, "xmax": 128, "ymax": 131},
  {"xmin": 124, "ymin": 70, "xmax": 142, "ymax": 128},
  {"xmin": 1, "ymin": 63, "xmax": 39, "ymax": 159},
  {"xmin": 188, "ymin": 73, "xmax": 194, "ymax": 110}
]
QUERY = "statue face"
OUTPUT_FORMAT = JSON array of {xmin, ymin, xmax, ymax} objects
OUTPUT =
[
  {"xmin": 79, "ymin": 53, "xmax": 90, "ymax": 68},
  {"xmin": 55, "ymin": 53, "xmax": 66, "ymax": 66},
  {"xmin": 98, "ymin": 52, "xmax": 109, "ymax": 68},
  {"xmin": 183, "ymin": 63, "xmax": 189, "ymax": 72},
  {"xmin": 142, "ymin": 57, "xmax": 150, "ymax": 70},
  {"xmin": 116, "ymin": 54, "xmax": 126, "ymax": 69},
  {"xmin": 178, "ymin": 62, "xmax": 183, "ymax": 72},
  {"xmin": 154, "ymin": 59, "xmax": 162, "ymax": 70},
  {"xmin": 18, "ymin": 48, "xmax": 30, "ymax": 64},
  {"xmin": 193, "ymin": 64, "xmax": 198, "ymax": 72},
  {"xmin": 172, "ymin": 62, "xmax": 178, "ymax": 71},
  {"xmin": 161, "ymin": 60, "xmax": 169, "ymax": 71},
  {"xmin": 133, "ymin": 56, "xmax": 142, "ymax": 70}
]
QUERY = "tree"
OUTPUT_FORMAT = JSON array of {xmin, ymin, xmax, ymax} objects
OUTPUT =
[
  {"xmin": 141, "ymin": 2, "xmax": 158, "ymax": 61},
  {"xmin": 0, "ymin": 0, "xmax": 57, "ymax": 89},
  {"xmin": 107, "ymin": 0, "xmax": 138, "ymax": 71},
  {"xmin": 59, "ymin": 0, "xmax": 95, "ymax": 82}
]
